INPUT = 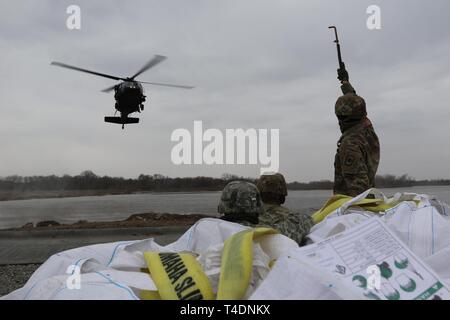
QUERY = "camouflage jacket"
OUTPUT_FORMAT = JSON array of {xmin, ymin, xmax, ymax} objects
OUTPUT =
[
  {"xmin": 255, "ymin": 204, "xmax": 314, "ymax": 245},
  {"xmin": 334, "ymin": 117, "xmax": 380, "ymax": 197}
]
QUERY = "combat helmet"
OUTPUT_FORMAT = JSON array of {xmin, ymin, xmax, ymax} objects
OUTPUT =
[
  {"xmin": 218, "ymin": 181, "xmax": 263, "ymax": 224},
  {"xmin": 335, "ymin": 93, "xmax": 367, "ymax": 132},
  {"xmin": 257, "ymin": 173, "xmax": 288, "ymax": 205}
]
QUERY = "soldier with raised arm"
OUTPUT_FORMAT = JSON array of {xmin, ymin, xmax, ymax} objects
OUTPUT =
[{"xmin": 333, "ymin": 68, "xmax": 380, "ymax": 196}]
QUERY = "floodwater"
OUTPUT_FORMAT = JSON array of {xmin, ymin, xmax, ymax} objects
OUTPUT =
[{"xmin": 1, "ymin": 186, "xmax": 450, "ymax": 229}]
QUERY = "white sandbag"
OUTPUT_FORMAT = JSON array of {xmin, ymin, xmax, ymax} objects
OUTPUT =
[
  {"xmin": 258, "ymin": 217, "xmax": 450, "ymax": 300},
  {"xmin": 108, "ymin": 238, "xmax": 163, "ymax": 271},
  {"xmin": 198, "ymin": 241, "xmax": 272, "ymax": 299},
  {"xmin": 34, "ymin": 272, "xmax": 142, "ymax": 300},
  {"xmin": 385, "ymin": 203, "xmax": 450, "ymax": 259},
  {"xmin": 424, "ymin": 247, "xmax": 450, "ymax": 282},
  {"xmin": 3, "ymin": 191, "xmax": 450, "ymax": 300},
  {"xmin": 249, "ymin": 255, "xmax": 363, "ymax": 300},
  {"xmin": 310, "ymin": 189, "xmax": 450, "ymax": 261},
  {"xmin": 308, "ymin": 212, "xmax": 373, "ymax": 243},
  {"xmin": 1, "ymin": 218, "xmax": 280, "ymax": 300},
  {"xmin": 163, "ymin": 218, "xmax": 249, "ymax": 252}
]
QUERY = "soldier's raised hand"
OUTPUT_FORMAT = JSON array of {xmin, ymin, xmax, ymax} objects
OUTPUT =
[{"xmin": 337, "ymin": 65, "xmax": 349, "ymax": 82}]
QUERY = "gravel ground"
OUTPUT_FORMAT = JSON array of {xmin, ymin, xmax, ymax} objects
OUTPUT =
[{"xmin": 0, "ymin": 264, "xmax": 41, "ymax": 297}]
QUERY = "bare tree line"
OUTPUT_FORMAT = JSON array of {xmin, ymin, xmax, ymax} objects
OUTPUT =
[{"xmin": 0, "ymin": 171, "xmax": 448, "ymax": 193}]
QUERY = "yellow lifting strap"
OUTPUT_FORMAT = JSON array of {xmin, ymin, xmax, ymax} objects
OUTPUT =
[
  {"xmin": 217, "ymin": 227, "xmax": 277, "ymax": 300},
  {"xmin": 141, "ymin": 227, "xmax": 277, "ymax": 300},
  {"xmin": 312, "ymin": 194, "xmax": 401, "ymax": 224}
]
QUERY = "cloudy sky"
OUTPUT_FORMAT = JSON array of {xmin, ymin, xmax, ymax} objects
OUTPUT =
[{"xmin": 1, "ymin": 0, "xmax": 449, "ymax": 182}]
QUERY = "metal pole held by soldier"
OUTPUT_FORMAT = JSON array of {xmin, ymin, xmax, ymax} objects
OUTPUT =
[{"xmin": 328, "ymin": 26, "xmax": 349, "ymax": 83}]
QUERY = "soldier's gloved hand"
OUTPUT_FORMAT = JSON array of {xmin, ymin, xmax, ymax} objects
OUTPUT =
[{"xmin": 337, "ymin": 66, "xmax": 349, "ymax": 82}]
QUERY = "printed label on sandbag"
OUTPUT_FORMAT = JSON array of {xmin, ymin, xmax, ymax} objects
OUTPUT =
[
  {"xmin": 293, "ymin": 218, "xmax": 450, "ymax": 300},
  {"xmin": 143, "ymin": 252, "xmax": 215, "ymax": 300}
]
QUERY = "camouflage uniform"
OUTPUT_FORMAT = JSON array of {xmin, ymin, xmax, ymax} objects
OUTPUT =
[
  {"xmin": 258, "ymin": 204, "xmax": 313, "ymax": 245},
  {"xmin": 256, "ymin": 173, "xmax": 314, "ymax": 245},
  {"xmin": 218, "ymin": 179, "xmax": 313, "ymax": 245},
  {"xmin": 334, "ymin": 82, "xmax": 380, "ymax": 197}
]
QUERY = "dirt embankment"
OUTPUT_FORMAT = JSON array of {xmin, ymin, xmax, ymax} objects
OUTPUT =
[{"xmin": 9, "ymin": 212, "xmax": 215, "ymax": 231}]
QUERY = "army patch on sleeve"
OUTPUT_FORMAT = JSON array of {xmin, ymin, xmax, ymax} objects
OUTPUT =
[
  {"xmin": 342, "ymin": 151, "xmax": 361, "ymax": 174},
  {"xmin": 344, "ymin": 155, "xmax": 355, "ymax": 167},
  {"xmin": 341, "ymin": 150, "xmax": 363, "ymax": 175}
]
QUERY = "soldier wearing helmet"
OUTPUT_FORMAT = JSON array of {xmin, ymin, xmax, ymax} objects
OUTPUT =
[
  {"xmin": 218, "ymin": 180, "xmax": 313, "ymax": 244},
  {"xmin": 218, "ymin": 181, "xmax": 264, "ymax": 226},
  {"xmin": 256, "ymin": 173, "xmax": 313, "ymax": 245},
  {"xmin": 256, "ymin": 173, "xmax": 288, "ymax": 205},
  {"xmin": 334, "ymin": 69, "xmax": 380, "ymax": 196}
]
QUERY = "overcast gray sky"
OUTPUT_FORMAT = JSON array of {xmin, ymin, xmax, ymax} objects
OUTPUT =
[{"xmin": 1, "ymin": 0, "xmax": 449, "ymax": 182}]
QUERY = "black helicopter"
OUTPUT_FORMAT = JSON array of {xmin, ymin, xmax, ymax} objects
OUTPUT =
[{"xmin": 51, "ymin": 55, "xmax": 193, "ymax": 129}]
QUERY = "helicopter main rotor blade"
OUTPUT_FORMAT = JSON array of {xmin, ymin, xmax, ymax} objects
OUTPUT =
[
  {"xmin": 130, "ymin": 55, "xmax": 167, "ymax": 80},
  {"xmin": 101, "ymin": 84, "xmax": 118, "ymax": 93},
  {"xmin": 51, "ymin": 61, "xmax": 125, "ymax": 81},
  {"xmin": 138, "ymin": 81, "xmax": 194, "ymax": 89}
]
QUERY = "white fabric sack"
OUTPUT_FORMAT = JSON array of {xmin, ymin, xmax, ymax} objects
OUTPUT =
[
  {"xmin": 3, "ymin": 191, "xmax": 450, "ymax": 300},
  {"xmin": 2, "ymin": 218, "xmax": 297, "ymax": 300},
  {"xmin": 250, "ymin": 254, "xmax": 363, "ymax": 300},
  {"xmin": 310, "ymin": 189, "xmax": 450, "ymax": 261}
]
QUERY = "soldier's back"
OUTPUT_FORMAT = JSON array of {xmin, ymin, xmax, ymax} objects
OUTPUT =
[
  {"xmin": 258, "ymin": 204, "xmax": 313, "ymax": 245},
  {"xmin": 334, "ymin": 118, "xmax": 380, "ymax": 196}
]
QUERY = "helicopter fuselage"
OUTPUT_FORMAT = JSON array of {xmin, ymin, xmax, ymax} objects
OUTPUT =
[
  {"xmin": 114, "ymin": 80, "xmax": 146, "ymax": 117},
  {"xmin": 51, "ymin": 55, "xmax": 193, "ymax": 129}
]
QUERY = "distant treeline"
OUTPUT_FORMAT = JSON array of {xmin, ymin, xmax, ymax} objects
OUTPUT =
[
  {"xmin": 0, "ymin": 171, "xmax": 241, "ymax": 192},
  {"xmin": 0, "ymin": 171, "xmax": 449, "ymax": 192},
  {"xmin": 289, "ymin": 174, "xmax": 417, "ymax": 190},
  {"xmin": 288, "ymin": 174, "xmax": 450, "ymax": 190}
]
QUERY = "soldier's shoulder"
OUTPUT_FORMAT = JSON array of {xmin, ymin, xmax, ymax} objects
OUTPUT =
[
  {"xmin": 238, "ymin": 220, "xmax": 257, "ymax": 228},
  {"xmin": 343, "ymin": 124, "xmax": 366, "ymax": 137},
  {"xmin": 341, "ymin": 123, "xmax": 378, "ymax": 153},
  {"xmin": 264, "ymin": 204, "xmax": 290, "ymax": 215},
  {"xmin": 266, "ymin": 205, "xmax": 312, "ymax": 223},
  {"xmin": 339, "ymin": 134, "xmax": 364, "ymax": 152},
  {"xmin": 273, "ymin": 212, "xmax": 314, "ymax": 244}
]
